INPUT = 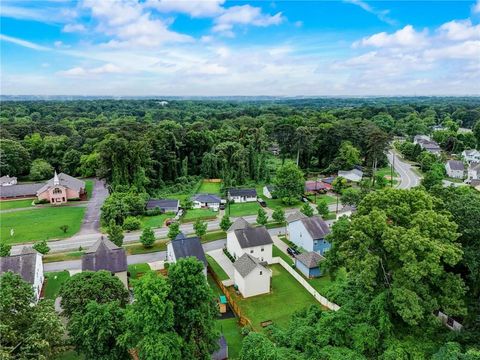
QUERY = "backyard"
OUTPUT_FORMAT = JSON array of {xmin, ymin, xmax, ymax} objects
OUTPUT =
[
  {"xmin": 207, "ymin": 255, "xmax": 230, "ymax": 281},
  {"xmin": 43, "ymin": 271, "xmax": 70, "ymax": 300},
  {"xmin": 226, "ymin": 202, "xmax": 261, "ymax": 217},
  {"xmin": 182, "ymin": 208, "xmax": 218, "ymax": 222},
  {"xmin": 139, "ymin": 212, "xmax": 175, "ymax": 229},
  {"xmin": 198, "ymin": 180, "xmax": 222, "ymax": 194},
  {"xmin": 227, "ymin": 264, "xmax": 320, "ymax": 331},
  {"xmin": 127, "ymin": 263, "xmax": 151, "ymax": 279},
  {"xmin": 0, "ymin": 206, "xmax": 86, "ymax": 243},
  {"xmin": 306, "ymin": 194, "xmax": 337, "ymax": 205}
]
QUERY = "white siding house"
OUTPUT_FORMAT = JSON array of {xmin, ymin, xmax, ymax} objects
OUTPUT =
[
  {"xmin": 467, "ymin": 162, "xmax": 480, "ymax": 181},
  {"xmin": 0, "ymin": 175, "xmax": 17, "ymax": 186},
  {"xmin": 191, "ymin": 194, "xmax": 221, "ymax": 211},
  {"xmin": 226, "ymin": 218, "xmax": 273, "ymax": 263},
  {"xmin": 233, "ymin": 253, "xmax": 271, "ymax": 298},
  {"xmin": 0, "ymin": 247, "xmax": 44, "ymax": 302},
  {"xmin": 227, "ymin": 188, "xmax": 257, "ymax": 203},
  {"xmin": 462, "ymin": 149, "xmax": 480, "ymax": 164},
  {"xmin": 445, "ymin": 160, "xmax": 465, "ymax": 179}
]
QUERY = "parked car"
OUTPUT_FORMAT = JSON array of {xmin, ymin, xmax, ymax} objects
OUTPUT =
[
  {"xmin": 258, "ymin": 198, "xmax": 267, "ymax": 207},
  {"xmin": 287, "ymin": 247, "xmax": 296, "ymax": 257},
  {"xmin": 219, "ymin": 203, "xmax": 225, "ymax": 210}
]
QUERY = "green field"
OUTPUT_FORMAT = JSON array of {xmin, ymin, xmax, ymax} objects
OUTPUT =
[
  {"xmin": 1, "ymin": 206, "xmax": 86, "ymax": 244},
  {"xmin": 227, "ymin": 264, "xmax": 319, "ymax": 331},
  {"xmin": 0, "ymin": 199, "xmax": 35, "ymax": 211},
  {"xmin": 182, "ymin": 208, "xmax": 218, "ymax": 222},
  {"xmin": 207, "ymin": 255, "xmax": 230, "ymax": 281},
  {"xmin": 306, "ymin": 194, "xmax": 336, "ymax": 205},
  {"xmin": 198, "ymin": 180, "xmax": 222, "ymax": 194},
  {"xmin": 139, "ymin": 212, "xmax": 174, "ymax": 229},
  {"xmin": 227, "ymin": 202, "xmax": 261, "ymax": 217},
  {"xmin": 217, "ymin": 318, "xmax": 243, "ymax": 359},
  {"xmin": 261, "ymin": 196, "xmax": 302, "ymax": 210},
  {"xmin": 44, "ymin": 271, "xmax": 70, "ymax": 300},
  {"xmin": 128, "ymin": 263, "xmax": 151, "ymax": 278}
]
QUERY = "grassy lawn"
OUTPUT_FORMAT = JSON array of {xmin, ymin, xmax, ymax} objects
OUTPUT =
[
  {"xmin": 139, "ymin": 212, "xmax": 174, "ymax": 229},
  {"xmin": 376, "ymin": 166, "xmax": 399, "ymax": 179},
  {"xmin": 202, "ymin": 230, "xmax": 227, "ymax": 242},
  {"xmin": 198, "ymin": 180, "xmax": 222, "ymax": 194},
  {"xmin": 207, "ymin": 255, "xmax": 230, "ymax": 281},
  {"xmin": 217, "ymin": 318, "xmax": 243, "ymax": 359},
  {"xmin": 273, "ymin": 245, "xmax": 294, "ymax": 265},
  {"xmin": 227, "ymin": 264, "xmax": 319, "ymax": 331},
  {"xmin": 128, "ymin": 263, "xmax": 151, "ymax": 279},
  {"xmin": 182, "ymin": 208, "xmax": 218, "ymax": 222},
  {"xmin": 84, "ymin": 179, "xmax": 94, "ymax": 200},
  {"xmin": 44, "ymin": 251, "xmax": 84, "ymax": 263},
  {"xmin": 324, "ymin": 212, "xmax": 337, "ymax": 220},
  {"xmin": 44, "ymin": 271, "xmax": 70, "ymax": 300},
  {"xmin": 125, "ymin": 240, "xmax": 168, "ymax": 255},
  {"xmin": 0, "ymin": 199, "xmax": 35, "ymax": 211},
  {"xmin": 306, "ymin": 194, "xmax": 336, "ymax": 205},
  {"xmin": 1, "ymin": 206, "xmax": 86, "ymax": 244},
  {"xmin": 261, "ymin": 196, "xmax": 301, "ymax": 210},
  {"xmin": 226, "ymin": 202, "xmax": 261, "ymax": 217}
]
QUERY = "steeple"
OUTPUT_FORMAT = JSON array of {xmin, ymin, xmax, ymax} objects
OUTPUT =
[{"xmin": 53, "ymin": 171, "xmax": 60, "ymax": 185}]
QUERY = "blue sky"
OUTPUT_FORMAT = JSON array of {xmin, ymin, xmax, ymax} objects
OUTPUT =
[{"xmin": 1, "ymin": 0, "xmax": 479, "ymax": 96}]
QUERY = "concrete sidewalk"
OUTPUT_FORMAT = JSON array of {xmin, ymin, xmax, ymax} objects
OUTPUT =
[
  {"xmin": 272, "ymin": 234, "xmax": 289, "ymax": 255},
  {"xmin": 207, "ymin": 248, "xmax": 235, "ymax": 280}
]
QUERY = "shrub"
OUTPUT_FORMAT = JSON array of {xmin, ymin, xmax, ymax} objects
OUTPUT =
[{"xmin": 122, "ymin": 216, "xmax": 141, "ymax": 231}]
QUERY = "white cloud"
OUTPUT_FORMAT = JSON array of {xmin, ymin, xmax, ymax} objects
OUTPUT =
[
  {"xmin": 145, "ymin": 0, "xmax": 225, "ymax": 17},
  {"xmin": 353, "ymin": 25, "xmax": 428, "ymax": 48},
  {"xmin": 62, "ymin": 23, "xmax": 87, "ymax": 33},
  {"xmin": 0, "ymin": 34, "xmax": 51, "ymax": 51},
  {"xmin": 343, "ymin": 0, "xmax": 395, "ymax": 25},
  {"xmin": 58, "ymin": 63, "xmax": 124, "ymax": 77},
  {"xmin": 473, "ymin": 0, "xmax": 480, "ymax": 13},
  {"xmin": 213, "ymin": 5, "xmax": 284, "ymax": 34},
  {"xmin": 438, "ymin": 19, "xmax": 480, "ymax": 41}
]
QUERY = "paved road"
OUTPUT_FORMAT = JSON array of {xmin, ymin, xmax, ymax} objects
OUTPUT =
[
  {"xmin": 78, "ymin": 179, "xmax": 109, "ymax": 235},
  {"xmin": 387, "ymin": 150, "xmax": 422, "ymax": 189},
  {"xmin": 11, "ymin": 205, "xmax": 336, "ymax": 255},
  {"xmin": 44, "ymin": 238, "xmax": 228, "ymax": 272}
]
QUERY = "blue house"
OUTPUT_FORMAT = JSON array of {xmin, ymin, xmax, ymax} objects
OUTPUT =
[
  {"xmin": 295, "ymin": 251, "xmax": 325, "ymax": 278},
  {"xmin": 287, "ymin": 212, "xmax": 331, "ymax": 255}
]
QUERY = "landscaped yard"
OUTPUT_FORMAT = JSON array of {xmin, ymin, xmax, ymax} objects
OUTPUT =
[
  {"xmin": 44, "ymin": 271, "xmax": 70, "ymax": 300},
  {"xmin": 44, "ymin": 251, "xmax": 84, "ymax": 263},
  {"xmin": 217, "ymin": 318, "xmax": 243, "ymax": 359},
  {"xmin": 125, "ymin": 240, "xmax": 168, "ymax": 255},
  {"xmin": 139, "ymin": 212, "xmax": 175, "ymax": 229},
  {"xmin": 226, "ymin": 202, "xmax": 261, "ymax": 217},
  {"xmin": 1, "ymin": 206, "xmax": 86, "ymax": 244},
  {"xmin": 207, "ymin": 255, "xmax": 230, "ymax": 281},
  {"xmin": 128, "ymin": 263, "xmax": 151, "ymax": 278},
  {"xmin": 260, "ymin": 196, "xmax": 302, "ymax": 210},
  {"xmin": 227, "ymin": 264, "xmax": 319, "ymax": 331},
  {"xmin": 198, "ymin": 180, "xmax": 222, "ymax": 194},
  {"xmin": 182, "ymin": 208, "xmax": 218, "ymax": 222},
  {"xmin": 0, "ymin": 198, "xmax": 35, "ymax": 211}
]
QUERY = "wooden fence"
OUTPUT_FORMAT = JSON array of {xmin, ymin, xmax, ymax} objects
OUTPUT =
[
  {"xmin": 271, "ymin": 257, "xmax": 340, "ymax": 311},
  {"xmin": 208, "ymin": 265, "xmax": 252, "ymax": 328}
]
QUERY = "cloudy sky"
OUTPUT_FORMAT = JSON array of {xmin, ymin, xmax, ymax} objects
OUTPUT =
[{"xmin": 1, "ymin": 0, "xmax": 479, "ymax": 96}]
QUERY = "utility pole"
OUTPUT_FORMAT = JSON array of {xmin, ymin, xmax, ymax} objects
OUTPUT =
[{"xmin": 391, "ymin": 152, "xmax": 395, "ymax": 188}]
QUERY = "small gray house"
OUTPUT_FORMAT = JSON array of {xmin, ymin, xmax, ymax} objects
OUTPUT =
[{"xmin": 146, "ymin": 198, "xmax": 179, "ymax": 213}]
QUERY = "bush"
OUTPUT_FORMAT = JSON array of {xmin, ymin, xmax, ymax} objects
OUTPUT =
[
  {"xmin": 144, "ymin": 208, "xmax": 162, "ymax": 217},
  {"xmin": 122, "ymin": 216, "xmax": 141, "ymax": 231},
  {"xmin": 140, "ymin": 227, "xmax": 155, "ymax": 248},
  {"xmin": 34, "ymin": 199, "xmax": 50, "ymax": 205},
  {"xmin": 32, "ymin": 240, "xmax": 50, "ymax": 255}
]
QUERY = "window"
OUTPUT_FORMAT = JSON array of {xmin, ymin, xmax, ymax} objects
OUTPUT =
[
  {"xmin": 260, "ymin": 271, "xmax": 263, "ymax": 275},
  {"xmin": 53, "ymin": 188, "xmax": 62, "ymax": 194},
  {"xmin": 250, "ymin": 250, "xmax": 253, "ymax": 254},
  {"xmin": 300, "ymin": 233, "xmax": 302, "ymax": 238},
  {"xmin": 261, "ymin": 247, "xmax": 264, "ymax": 252}
]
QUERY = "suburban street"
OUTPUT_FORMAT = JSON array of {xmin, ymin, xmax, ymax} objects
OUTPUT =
[
  {"xmin": 10, "ymin": 204, "xmax": 339, "ymax": 255},
  {"xmin": 387, "ymin": 149, "xmax": 422, "ymax": 189}
]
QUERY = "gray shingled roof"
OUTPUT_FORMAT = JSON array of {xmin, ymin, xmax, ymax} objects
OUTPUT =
[
  {"xmin": 233, "ymin": 253, "xmax": 266, "ymax": 277},
  {"xmin": 82, "ymin": 238, "xmax": 127, "ymax": 273},
  {"xmin": 295, "ymin": 251, "xmax": 325, "ymax": 269},
  {"xmin": 234, "ymin": 226, "xmax": 273, "ymax": 249},
  {"xmin": 0, "ymin": 183, "xmax": 43, "ymax": 198},
  {"xmin": 447, "ymin": 160, "xmax": 464, "ymax": 171},
  {"xmin": 228, "ymin": 188, "xmax": 257, "ymax": 197},
  {"xmin": 227, "ymin": 217, "xmax": 251, "ymax": 232},
  {"xmin": 36, "ymin": 173, "xmax": 85, "ymax": 195},
  {"xmin": 0, "ymin": 249, "xmax": 40, "ymax": 284},
  {"xmin": 192, "ymin": 193, "xmax": 221, "ymax": 203},
  {"xmin": 300, "ymin": 216, "xmax": 331, "ymax": 240},
  {"xmin": 170, "ymin": 233, "xmax": 207, "ymax": 267},
  {"xmin": 469, "ymin": 162, "xmax": 480, "ymax": 171},
  {"xmin": 286, "ymin": 211, "xmax": 307, "ymax": 223},
  {"xmin": 0, "ymin": 176, "xmax": 16, "ymax": 184},
  {"xmin": 146, "ymin": 198, "xmax": 179, "ymax": 211}
]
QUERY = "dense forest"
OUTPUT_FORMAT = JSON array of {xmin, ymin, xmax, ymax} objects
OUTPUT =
[{"xmin": 1, "ymin": 98, "xmax": 480, "ymax": 359}]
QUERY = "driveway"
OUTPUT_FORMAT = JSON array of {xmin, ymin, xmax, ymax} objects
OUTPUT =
[
  {"xmin": 206, "ymin": 248, "xmax": 235, "ymax": 280},
  {"xmin": 78, "ymin": 179, "xmax": 109, "ymax": 235}
]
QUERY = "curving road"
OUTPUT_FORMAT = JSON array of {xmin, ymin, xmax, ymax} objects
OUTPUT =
[{"xmin": 387, "ymin": 150, "xmax": 422, "ymax": 189}]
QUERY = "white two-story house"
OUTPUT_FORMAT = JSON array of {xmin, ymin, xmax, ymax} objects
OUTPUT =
[
  {"xmin": 445, "ymin": 160, "xmax": 465, "ymax": 179},
  {"xmin": 227, "ymin": 218, "xmax": 273, "ymax": 263},
  {"xmin": 287, "ymin": 211, "xmax": 331, "ymax": 255},
  {"xmin": 462, "ymin": 149, "xmax": 480, "ymax": 164},
  {"xmin": 233, "ymin": 253, "xmax": 271, "ymax": 298}
]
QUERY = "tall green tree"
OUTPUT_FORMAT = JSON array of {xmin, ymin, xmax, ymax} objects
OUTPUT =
[
  {"xmin": 193, "ymin": 219, "xmax": 208, "ymax": 239},
  {"xmin": 29, "ymin": 159, "xmax": 53, "ymax": 180},
  {"xmin": 168, "ymin": 222, "xmax": 181, "ymax": 240},
  {"xmin": 240, "ymin": 333, "xmax": 279, "ymax": 360},
  {"xmin": 274, "ymin": 161, "xmax": 304, "ymax": 205},
  {"xmin": 219, "ymin": 215, "xmax": 232, "ymax": 232},
  {"xmin": 59, "ymin": 271, "xmax": 129, "ymax": 317},
  {"xmin": 168, "ymin": 259, "xmax": 219, "ymax": 359},
  {"xmin": 256, "ymin": 208, "xmax": 268, "ymax": 225},
  {"xmin": 107, "ymin": 220, "xmax": 124, "ymax": 247},
  {"xmin": 140, "ymin": 227, "xmax": 155, "ymax": 248},
  {"xmin": 68, "ymin": 301, "xmax": 129, "ymax": 360},
  {"xmin": 121, "ymin": 272, "xmax": 182, "ymax": 360},
  {"xmin": 272, "ymin": 208, "xmax": 285, "ymax": 224},
  {"xmin": 300, "ymin": 202, "xmax": 314, "ymax": 217},
  {"xmin": 316, "ymin": 199, "xmax": 329, "ymax": 218},
  {"xmin": 0, "ymin": 139, "xmax": 30, "ymax": 176}
]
